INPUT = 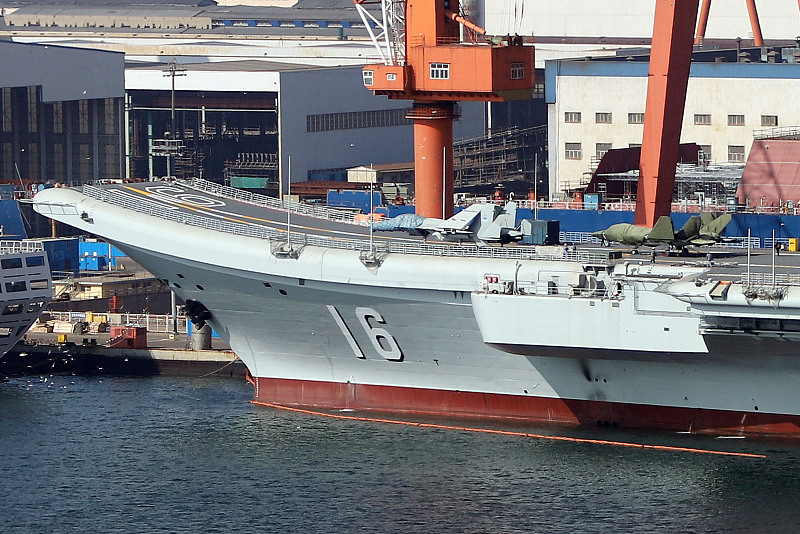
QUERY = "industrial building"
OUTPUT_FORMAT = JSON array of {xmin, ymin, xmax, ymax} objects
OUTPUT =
[
  {"xmin": 0, "ymin": 41, "xmax": 124, "ymax": 187},
  {"xmin": 482, "ymin": 0, "xmax": 800, "ymax": 43},
  {"xmin": 3, "ymin": 0, "xmax": 800, "ymax": 202},
  {"xmin": 545, "ymin": 53, "xmax": 800, "ymax": 199},
  {"xmin": 125, "ymin": 60, "xmax": 484, "ymax": 192}
]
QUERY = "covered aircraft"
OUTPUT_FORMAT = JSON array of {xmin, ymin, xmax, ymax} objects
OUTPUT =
[{"xmin": 592, "ymin": 213, "xmax": 733, "ymax": 250}]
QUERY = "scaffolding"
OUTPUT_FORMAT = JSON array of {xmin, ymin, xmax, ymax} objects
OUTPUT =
[
  {"xmin": 224, "ymin": 152, "xmax": 278, "ymax": 189},
  {"xmin": 453, "ymin": 125, "xmax": 547, "ymax": 189}
]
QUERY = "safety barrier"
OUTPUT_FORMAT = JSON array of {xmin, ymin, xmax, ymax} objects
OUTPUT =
[
  {"xmin": 182, "ymin": 178, "xmax": 359, "ymax": 224},
  {"xmin": 80, "ymin": 184, "xmax": 612, "ymax": 265}
]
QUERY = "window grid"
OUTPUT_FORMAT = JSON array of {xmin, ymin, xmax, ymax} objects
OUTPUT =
[
  {"xmin": 694, "ymin": 114, "xmax": 711, "ymax": 125},
  {"xmin": 761, "ymin": 115, "xmax": 778, "ymax": 127},
  {"xmin": 564, "ymin": 112, "xmax": 581, "ymax": 123},
  {"xmin": 362, "ymin": 70, "xmax": 373, "ymax": 86},
  {"xmin": 565, "ymin": 142, "xmax": 582, "ymax": 160},
  {"xmin": 728, "ymin": 114, "xmax": 745, "ymax": 126},
  {"xmin": 27, "ymin": 86, "xmax": 38, "ymax": 133},
  {"xmin": 596, "ymin": 143, "xmax": 612, "ymax": 159},
  {"xmin": 510, "ymin": 62, "xmax": 525, "ymax": 80},
  {"xmin": 628, "ymin": 113, "xmax": 644, "ymax": 124},
  {"xmin": 728, "ymin": 145, "xmax": 745, "ymax": 163},
  {"xmin": 307, "ymin": 108, "xmax": 412, "ymax": 133},
  {"xmin": 595, "ymin": 112, "xmax": 612, "ymax": 124},
  {"xmin": 429, "ymin": 63, "xmax": 450, "ymax": 79}
]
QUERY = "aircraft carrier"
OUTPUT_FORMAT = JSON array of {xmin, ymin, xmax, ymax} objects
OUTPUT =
[{"xmin": 30, "ymin": 179, "xmax": 800, "ymax": 437}]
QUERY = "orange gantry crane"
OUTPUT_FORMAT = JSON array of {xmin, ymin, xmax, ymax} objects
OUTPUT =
[
  {"xmin": 356, "ymin": 0, "xmax": 746, "ymax": 228},
  {"xmin": 354, "ymin": 0, "xmax": 535, "ymax": 218}
]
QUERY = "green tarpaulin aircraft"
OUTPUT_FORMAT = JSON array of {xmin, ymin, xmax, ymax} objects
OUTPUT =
[{"xmin": 592, "ymin": 213, "xmax": 733, "ymax": 250}]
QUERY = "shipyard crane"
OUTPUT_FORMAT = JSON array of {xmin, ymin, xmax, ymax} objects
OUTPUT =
[
  {"xmin": 354, "ymin": 0, "xmax": 535, "ymax": 218},
  {"xmin": 356, "ymin": 0, "xmax": 740, "ymax": 227}
]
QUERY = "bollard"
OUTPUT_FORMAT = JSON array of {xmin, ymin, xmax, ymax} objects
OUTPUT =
[{"xmin": 191, "ymin": 324, "xmax": 212, "ymax": 350}]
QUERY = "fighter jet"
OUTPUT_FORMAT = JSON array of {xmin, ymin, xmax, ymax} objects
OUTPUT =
[
  {"xmin": 373, "ymin": 202, "xmax": 524, "ymax": 244},
  {"xmin": 592, "ymin": 213, "xmax": 733, "ymax": 250}
]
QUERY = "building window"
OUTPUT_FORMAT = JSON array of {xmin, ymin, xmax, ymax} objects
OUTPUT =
[
  {"xmin": 430, "ymin": 63, "xmax": 450, "ymax": 79},
  {"xmin": 27, "ymin": 86, "xmax": 39, "ymax": 133},
  {"xmin": 78, "ymin": 100, "xmax": 90, "ymax": 134},
  {"xmin": 694, "ymin": 114, "xmax": 711, "ymax": 125},
  {"xmin": 362, "ymin": 70, "xmax": 373, "ymax": 86},
  {"xmin": 52, "ymin": 102, "xmax": 63, "ymax": 134},
  {"xmin": 728, "ymin": 114, "xmax": 745, "ymax": 126},
  {"xmin": 386, "ymin": 73, "xmax": 396, "ymax": 81},
  {"xmin": 699, "ymin": 145, "xmax": 712, "ymax": 160},
  {"xmin": 596, "ymin": 143, "xmax": 612, "ymax": 159},
  {"xmin": 728, "ymin": 145, "xmax": 745, "ymax": 162},
  {"xmin": 565, "ymin": 142, "xmax": 582, "ymax": 160},
  {"xmin": 628, "ymin": 113, "xmax": 644, "ymax": 124},
  {"xmin": 510, "ymin": 62, "xmax": 525, "ymax": 80},
  {"xmin": 629, "ymin": 143, "xmax": 642, "ymax": 148},
  {"xmin": 596, "ymin": 112, "xmax": 612, "ymax": 124},
  {"xmin": 564, "ymin": 112, "xmax": 581, "ymax": 123},
  {"xmin": 0, "ymin": 88, "xmax": 10, "ymax": 133},
  {"xmin": 4, "ymin": 281, "xmax": 26, "ymax": 293},
  {"xmin": 761, "ymin": 115, "xmax": 778, "ymax": 127},
  {"xmin": 306, "ymin": 108, "xmax": 412, "ymax": 132}
]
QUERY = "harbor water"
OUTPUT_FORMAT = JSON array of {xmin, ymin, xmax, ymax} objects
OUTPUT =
[{"xmin": 2, "ymin": 375, "xmax": 800, "ymax": 533}]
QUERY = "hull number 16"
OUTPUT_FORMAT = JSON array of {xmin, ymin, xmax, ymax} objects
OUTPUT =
[{"xmin": 327, "ymin": 305, "xmax": 403, "ymax": 361}]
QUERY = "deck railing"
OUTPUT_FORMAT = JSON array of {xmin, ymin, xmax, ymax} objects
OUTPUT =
[
  {"xmin": 81, "ymin": 184, "xmax": 612, "ymax": 264},
  {"xmin": 181, "ymin": 178, "xmax": 359, "ymax": 224}
]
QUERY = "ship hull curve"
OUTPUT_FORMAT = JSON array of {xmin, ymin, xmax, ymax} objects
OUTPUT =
[{"xmin": 117, "ymin": 242, "xmax": 800, "ymax": 437}]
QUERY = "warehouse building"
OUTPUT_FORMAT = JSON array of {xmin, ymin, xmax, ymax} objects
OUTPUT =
[{"xmin": 0, "ymin": 41, "xmax": 124, "ymax": 187}]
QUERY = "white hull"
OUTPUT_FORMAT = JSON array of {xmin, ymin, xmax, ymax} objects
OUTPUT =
[{"xmin": 31, "ymin": 182, "xmax": 800, "ymax": 435}]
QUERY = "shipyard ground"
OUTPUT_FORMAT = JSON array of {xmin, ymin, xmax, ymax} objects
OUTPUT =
[{"xmin": 0, "ymin": 330, "xmax": 246, "ymax": 380}]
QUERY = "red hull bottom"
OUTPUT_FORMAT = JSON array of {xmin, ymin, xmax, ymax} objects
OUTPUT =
[{"xmin": 253, "ymin": 377, "xmax": 800, "ymax": 437}]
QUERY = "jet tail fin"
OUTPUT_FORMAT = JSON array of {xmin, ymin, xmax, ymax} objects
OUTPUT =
[
  {"xmin": 648, "ymin": 215, "xmax": 675, "ymax": 242},
  {"xmin": 678, "ymin": 216, "xmax": 702, "ymax": 240},
  {"xmin": 700, "ymin": 213, "xmax": 732, "ymax": 237}
]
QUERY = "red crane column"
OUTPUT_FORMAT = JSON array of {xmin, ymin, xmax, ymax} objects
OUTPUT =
[
  {"xmin": 411, "ymin": 102, "xmax": 455, "ymax": 218},
  {"xmin": 695, "ymin": 0, "xmax": 764, "ymax": 46},
  {"xmin": 635, "ymin": 0, "xmax": 700, "ymax": 227}
]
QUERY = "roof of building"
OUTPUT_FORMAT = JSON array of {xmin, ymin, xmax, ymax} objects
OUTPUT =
[
  {"xmin": 0, "ymin": 40, "xmax": 124, "ymax": 101},
  {"xmin": 126, "ymin": 58, "xmax": 337, "ymax": 72}
]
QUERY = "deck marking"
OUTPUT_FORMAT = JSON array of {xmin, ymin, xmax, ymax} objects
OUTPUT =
[
  {"xmin": 118, "ymin": 185, "xmax": 420, "ymax": 243},
  {"xmin": 254, "ymin": 402, "xmax": 768, "ymax": 458}
]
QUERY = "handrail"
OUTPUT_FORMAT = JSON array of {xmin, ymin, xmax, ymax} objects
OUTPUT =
[
  {"xmin": 180, "ymin": 178, "xmax": 360, "ymax": 224},
  {"xmin": 80, "ymin": 184, "xmax": 612, "ymax": 265},
  {"xmin": 742, "ymin": 272, "xmax": 800, "ymax": 287}
]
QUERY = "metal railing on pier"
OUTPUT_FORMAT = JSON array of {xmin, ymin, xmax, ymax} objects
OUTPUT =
[{"xmin": 49, "ymin": 311, "xmax": 189, "ymax": 333}]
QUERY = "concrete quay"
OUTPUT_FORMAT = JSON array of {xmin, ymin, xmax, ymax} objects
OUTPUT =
[{"xmin": 1, "ymin": 331, "xmax": 248, "ymax": 379}]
